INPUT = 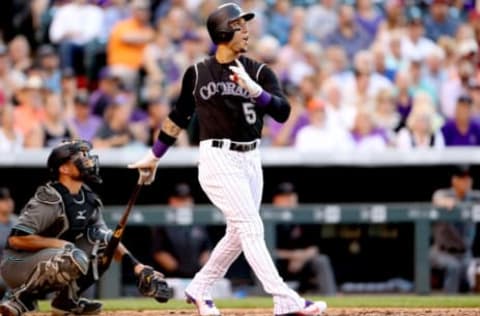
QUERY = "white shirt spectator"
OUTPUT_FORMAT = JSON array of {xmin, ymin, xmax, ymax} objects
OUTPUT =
[
  {"xmin": 295, "ymin": 125, "xmax": 352, "ymax": 152},
  {"xmin": 396, "ymin": 128, "xmax": 445, "ymax": 149},
  {"xmin": 401, "ymin": 36, "xmax": 438, "ymax": 63},
  {"xmin": 0, "ymin": 129, "xmax": 23, "ymax": 153},
  {"xmin": 50, "ymin": 1, "xmax": 104, "ymax": 45}
]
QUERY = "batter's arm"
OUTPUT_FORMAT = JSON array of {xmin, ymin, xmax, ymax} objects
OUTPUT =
[
  {"xmin": 128, "ymin": 66, "xmax": 197, "ymax": 184},
  {"xmin": 256, "ymin": 65, "xmax": 291, "ymax": 123}
]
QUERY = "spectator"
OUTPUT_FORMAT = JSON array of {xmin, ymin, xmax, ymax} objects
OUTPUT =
[
  {"xmin": 273, "ymin": 182, "xmax": 337, "ymax": 296},
  {"xmin": 354, "ymin": 0, "xmax": 384, "ymax": 39},
  {"xmin": 266, "ymin": 0, "xmax": 292, "ymax": 46},
  {"xmin": 41, "ymin": 91, "xmax": 77, "ymax": 148},
  {"xmin": 396, "ymin": 100, "xmax": 445, "ymax": 149},
  {"xmin": 304, "ymin": 0, "xmax": 338, "ymax": 43},
  {"xmin": 349, "ymin": 109, "xmax": 389, "ymax": 151},
  {"xmin": 401, "ymin": 6, "xmax": 438, "ymax": 63},
  {"xmin": 92, "ymin": 95, "xmax": 136, "ymax": 148},
  {"xmin": 0, "ymin": 104, "xmax": 24, "ymax": 153},
  {"xmin": 8, "ymin": 35, "xmax": 33, "ymax": 75},
  {"xmin": 36, "ymin": 44, "xmax": 62, "ymax": 94},
  {"xmin": 87, "ymin": 0, "xmax": 130, "ymax": 86},
  {"xmin": 431, "ymin": 165, "xmax": 480, "ymax": 293},
  {"xmin": 423, "ymin": 0, "xmax": 460, "ymax": 42},
  {"xmin": 294, "ymin": 98, "xmax": 351, "ymax": 152},
  {"xmin": 152, "ymin": 183, "xmax": 211, "ymax": 277},
  {"xmin": 60, "ymin": 68, "xmax": 79, "ymax": 119},
  {"xmin": 49, "ymin": 0, "xmax": 104, "ymax": 74},
  {"xmin": 341, "ymin": 50, "xmax": 393, "ymax": 111},
  {"xmin": 371, "ymin": 88, "xmax": 401, "ymax": 134},
  {"xmin": 70, "ymin": 92, "xmax": 102, "ymax": 142},
  {"xmin": 89, "ymin": 68, "xmax": 122, "ymax": 118},
  {"xmin": 323, "ymin": 4, "xmax": 373, "ymax": 63},
  {"xmin": 143, "ymin": 98, "xmax": 176, "ymax": 146},
  {"xmin": 142, "ymin": 26, "xmax": 181, "ymax": 100},
  {"xmin": 393, "ymin": 71, "xmax": 413, "ymax": 130},
  {"xmin": 13, "ymin": 75, "xmax": 45, "ymax": 148},
  {"xmin": 265, "ymin": 88, "xmax": 308, "ymax": 147},
  {"xmin": 441, "ymin": 95, "xmax": 480, "ymax": 146},
  {"xmin": 376, "ymin": 0, "xmax": 406, "ymax": 47},
  {"xmin": 0, "ymin": 44, "xmax": 25, "ymax": 103},
  {"xmin": 107, "ymin": 0, "xmax": 155, "ymax": 90},
  {"xmin": 0, "ymin": 187, "xmax": 17, "ymax": 298}
]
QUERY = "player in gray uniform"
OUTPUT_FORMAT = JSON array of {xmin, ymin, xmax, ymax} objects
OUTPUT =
[
  {"xmin": 0, "ymin": 140, "xmax": 164, "ymax": 316},
  {"xmin": 129, "ymin": 3, "xmax": 327, "ymax": 316}
]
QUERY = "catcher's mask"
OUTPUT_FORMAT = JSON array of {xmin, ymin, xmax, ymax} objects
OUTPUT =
[{"xmin": 47, "ymin": 140, "xmax": 102, "ymax": 184}]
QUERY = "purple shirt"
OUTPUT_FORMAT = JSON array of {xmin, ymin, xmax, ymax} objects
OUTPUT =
[
  {"xmin": 267, "ymin": 114, "xmax": 309, "ymax": 146},
  {"xmin": 441, "ymin": 120, "xmax": 480, "ymax": 146},
  {"xmin": 71, "ymin": 116, "xmax": 102, "ymax": 142}
]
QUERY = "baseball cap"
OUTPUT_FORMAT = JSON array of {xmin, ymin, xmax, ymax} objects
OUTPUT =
[
  {"xmin": 37, "ymin": 44, "xmax": 56, "ymax": 58},
  {"xmin": 0, "ymin": 187, "xmax": 11, "ymax": 200},
  {"xmin": 274, "ymin": 182, "xmax": 296, "ymax": 195},
  {"xmin": 172, "ymin": 183, "xmax": 192, "ymax": 198},
  {"xmin": 307, "ymin": 99, "xmax": 326, "ymax": 112},
  {"xmin": 451, "ymin": 165, "xmax": 471, "ymax": 177},
  {"xmin": 74, "ymin": 91, "xmax": 89, "ymax": 106}
]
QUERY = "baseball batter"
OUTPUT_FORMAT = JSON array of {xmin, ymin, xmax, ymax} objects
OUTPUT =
[{"xmin": 129, "ymin": 3, "xmax": 327, "ymax": 316}]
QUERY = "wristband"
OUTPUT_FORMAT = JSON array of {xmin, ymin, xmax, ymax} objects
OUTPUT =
[
  {"xmin": 152, "ymin": 139, "xmax": 169, "ymax": 158},
  {"xmin": 254, "ymin": 90, "xmax": 272, "ymax": 107}
]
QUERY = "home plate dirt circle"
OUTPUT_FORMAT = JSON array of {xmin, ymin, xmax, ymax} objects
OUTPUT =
[{"xmin": 29, "ymin": 308, "xmax": 480, "ymax": 315}]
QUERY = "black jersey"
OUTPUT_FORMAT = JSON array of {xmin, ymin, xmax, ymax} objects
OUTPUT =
[{"xmin": 169, "ymin": 55, "xmax": 290, "ymax": 142}]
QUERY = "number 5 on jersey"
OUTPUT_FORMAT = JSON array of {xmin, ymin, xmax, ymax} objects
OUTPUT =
[{"xmin": 242, "ymin": 102, "xmax": 256, "ymax": 124}]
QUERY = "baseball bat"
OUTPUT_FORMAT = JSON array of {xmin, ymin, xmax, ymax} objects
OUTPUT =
[{"xmin": 100, "ymin": 182, "xmax": 143, "ymax": 269}]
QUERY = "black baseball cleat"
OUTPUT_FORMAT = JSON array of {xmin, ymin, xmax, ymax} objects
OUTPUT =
[
  {"xmin": 275, "ymin": 300, "xmax": 327, "ymax": 316},
  {"xmin": 51, "ymin": 297, "xmax": 103, "ymax": 315},
  {"xmin": 0, "ymin": 292, "xmax": 38, "ymax": 316}
]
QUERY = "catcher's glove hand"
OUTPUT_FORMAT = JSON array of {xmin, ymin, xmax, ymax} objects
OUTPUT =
[{"xmin": 137, "ymin": 265, "xmax": 173, "ymax": 303}]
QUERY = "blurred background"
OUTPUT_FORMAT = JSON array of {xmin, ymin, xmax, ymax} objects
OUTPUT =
[{"xmin": 1, "ymin": 0, "xmax": 480, "ymax": 300}]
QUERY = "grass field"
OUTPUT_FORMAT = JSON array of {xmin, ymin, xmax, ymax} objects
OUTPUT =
[{"xmin": 36, "ymin": 295, "xmax": 480, "ymax": 311}]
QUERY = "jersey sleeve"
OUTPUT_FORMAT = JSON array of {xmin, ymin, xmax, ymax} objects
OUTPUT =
[
  {"xmin": 168, "ymin": 65, "xmax": 197, "ymax": 129},
  {"xmin": 257, "ymin": 65, "xmax": 291, "ymax": 123},
  {"xmin": 12, "ymin": 199, "xmax": 60, "ymax": 236}
]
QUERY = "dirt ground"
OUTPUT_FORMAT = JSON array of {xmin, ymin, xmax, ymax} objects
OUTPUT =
[{"xmin": 28, "ymin": 308, "xmax": 480, "ymax": 315}]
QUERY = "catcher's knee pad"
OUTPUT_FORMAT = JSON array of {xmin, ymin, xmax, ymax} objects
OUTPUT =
[{"xmin": 23, "ymin": 245, "xmax": 89, "ymax": 294}]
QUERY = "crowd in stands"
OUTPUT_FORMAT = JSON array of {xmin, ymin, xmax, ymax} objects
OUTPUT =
[{"xmin": 1, "ymin": 0, "xmax": 480, "ymax": 152}]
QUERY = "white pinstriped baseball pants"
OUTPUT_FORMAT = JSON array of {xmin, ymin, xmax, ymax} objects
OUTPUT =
[{"xmin": 185, "ymin": 139, "xmax": 305, "ymax": 314}]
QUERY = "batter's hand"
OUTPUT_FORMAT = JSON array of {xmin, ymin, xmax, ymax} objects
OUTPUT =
[
  {"xmin": 128, "ymin": 150, "xmax": 159, "ymax": 185},
  {"xmin": 229, "ymin": 59, "xmax": 262, "ymax": 98}
]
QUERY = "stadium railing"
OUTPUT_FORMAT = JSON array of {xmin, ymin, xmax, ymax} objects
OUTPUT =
[{"xmin": 98, "ymin": 202, "xmax": 480, "ymax": 298}]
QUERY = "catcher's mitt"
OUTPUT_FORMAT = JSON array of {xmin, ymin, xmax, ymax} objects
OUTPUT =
[{"xmin": 137, "ymin": 266, "xmax": 173, "ymax": 303}]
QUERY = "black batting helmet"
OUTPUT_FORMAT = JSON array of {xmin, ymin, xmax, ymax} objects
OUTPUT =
[
  {"xmin": 206, "ymin": 3, "xmax": 254, "ymax": 45},
  {"xmin": 47, "ymin": 139, "xmax": 102, "ymax": 184}
]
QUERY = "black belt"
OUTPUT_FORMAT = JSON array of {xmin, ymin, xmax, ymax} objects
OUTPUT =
[{"xmin": 211, "ymin": 140, "xmax": 257, "ymax": 152}]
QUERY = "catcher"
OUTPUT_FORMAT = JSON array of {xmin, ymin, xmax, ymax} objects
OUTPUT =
[{"xmin": 0, "ymin": 140, "xmax": 171, "ymax": 316}]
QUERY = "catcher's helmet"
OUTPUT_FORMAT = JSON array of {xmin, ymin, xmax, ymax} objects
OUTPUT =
[
  {"xmin": 47, "ymin": 139, "xmax": 102, "ymax": 184},
  {"xmin": 206, "ymin": 3, "xmax": 254, "ymax": 45}
]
